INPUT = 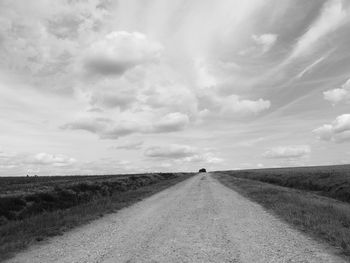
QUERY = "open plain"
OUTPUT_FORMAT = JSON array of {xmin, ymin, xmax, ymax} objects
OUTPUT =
[{"xmin": 6, "ymin": 173, "xmax": 347, "ymax": 263}]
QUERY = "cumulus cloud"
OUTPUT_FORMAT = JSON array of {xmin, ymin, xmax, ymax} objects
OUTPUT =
[
  {"xmin": 62, "ymin": 116, "xmax": 150, "ymax": 139},
  {"xmin": 95, "ymin": 124, "xmax": 142, "ymax": 139},
  {"xmin": 313, "ymin": 114, "xmax": 350, "ymax": 142},
  {"xmin": 4, "ymin": 0, "xmax": 350, "ymax": 174},
  {"xmin": 263, "ymin": 145, "xmax": 311, "ymax": 159},
  {"xmin": 183, "ymin": 152, "xmax": 223, "ymax": 164},
  {"xmin": 31, "ymin": 153, "xmax": 76, "ymax": 167},
  {"xmin": 220, "ymin": 95, "xmax": 271, "ymax": 116},
  {"xmin": 0, "ymin": 149, "xmax": 76, "ymax": 175},
  {"xmin": 83, "ymin": 31, "xmax": 163, "ymax": 75},
  {"xmin": 196, "ymin": 91, "xmax": 271, "ymax": 120},
  {"xmin": 63, "ymin": 112, "xmax": 190, "ymax": 139},
  {"xmin": 144, "ymin": 83, "xmax": 197, "ymax": 114},
  {"xmin": 144, "ymin": 144, "xmax": 223, "ymax": 164},
  {"xmin": 323, "ymin": 78, "xmax": 350, "ymax": 104},
  {"xmin": 62, "ymin": 118, "xmax": 132, "ymax": 139},
  {"xmin": 252, "ymin": 34, "xmax": 278, "ymax": 53},
  {"xmin": 0, "ymin": 0, "xmax": 108, "ymax": 93},
  {"xmin": 153, "ymin": 112, "xmax": 190, "ymax": 133}
]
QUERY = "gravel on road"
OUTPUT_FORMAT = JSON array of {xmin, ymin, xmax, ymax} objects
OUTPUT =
[{"xmin": 6, "ymin": 173, "xmax": 346, "ymax": 263}]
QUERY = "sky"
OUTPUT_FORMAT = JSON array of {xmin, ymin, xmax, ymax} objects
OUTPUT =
[{"xmin": 1, "ymin": 0, "xmax": 350, "ymax": 176}]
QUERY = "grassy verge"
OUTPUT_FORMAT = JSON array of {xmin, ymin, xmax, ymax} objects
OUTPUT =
[
  {"xmin": 0, "ymin": 173, "xmax": 193, "ymax": 262},
  {"xmin": 216, "ymin": 165, "xmax": 350, "ymax": 203},
  {"xmin": 215, "ymin": 173, "xmax": 350, "ymax": 258}
]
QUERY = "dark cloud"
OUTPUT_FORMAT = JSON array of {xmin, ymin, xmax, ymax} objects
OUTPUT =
[
  {"xmin": 84, "ymin": 58, "xmax": 134, "ymax": 76},
  {"xmin": 62, "ymin": 112, "xmax": 190, "ymax": 139},
  {"xmin": 83, "ymin": 31, "xmax": 162, "ymax": 76}
]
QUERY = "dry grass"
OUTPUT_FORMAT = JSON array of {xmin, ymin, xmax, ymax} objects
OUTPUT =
[
  {"xmin": 0, "ymin": 173, "xmax": 194, "ymax": 262},
  {"xmin": 217, "ymin": 165, "xmax": 350, "ymax": 203},
  {"xmin": 215, "ymin": 172, "xmax": 350, "ymax": 259}
]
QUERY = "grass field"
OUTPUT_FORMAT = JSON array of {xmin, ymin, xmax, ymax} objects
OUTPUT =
[
  {"xmin": 215, "ymin": 165, "xmax": 350, "ymax": 258},
  {"xmin": 0, "ymin": 172, "xmax": 194, "ymax": 262},
  {"xmin": 218, "ymin": 165, "xmax": 350, "ymax": 203}
]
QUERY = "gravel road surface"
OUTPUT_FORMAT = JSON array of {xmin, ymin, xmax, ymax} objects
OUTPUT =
[{"xmin": 7, "ymin": 173, "xmax": 346, "ymax": 263}]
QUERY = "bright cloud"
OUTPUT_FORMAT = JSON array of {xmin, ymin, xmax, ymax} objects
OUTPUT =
[
  {"xmin": 263, "ymin": 145, "xmax": 311, "ymax": 159},
  {"xmin": 0, "ymin": 149, "xmax": 77, "ymax": 176},
  {"xmin": 323, "ymin": 78, "xmax": 350, "ymax": 104},
  {"xmin": 144, "ymin": 144, "xmax": 223, "ymax": 164},
  {"xmin": 289, "ymin": 0, "xmax": 348, "ymax": 59},
  {"xmin": 252, "ymin": 34, "xmax": 278, "ymax": 53},
  {"xmin": 32, "ymin": 153, "xmax": 76, "ymax": 167},
  {"xmin": 220, "ymin": 95, "xmax": 271, "ymax": 116},
  {"xmin": 313, "ymin": 114, "xmax": 350, "ymax": 142},
  {"xmin": 1, "ymin": 0, "xmax": 350, "ymax": 175},
  {"xmin": 153, "ymin": 112, "xmax": 190, "ymax": 133}
]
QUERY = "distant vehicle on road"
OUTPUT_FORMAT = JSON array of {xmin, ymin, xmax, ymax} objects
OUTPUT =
[{"xmin": 199, "ymin": 168, "xmax": 207, "ymax": 173}]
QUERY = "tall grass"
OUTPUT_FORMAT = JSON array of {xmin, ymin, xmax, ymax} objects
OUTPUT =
[
  {"xmin": 0, "ymin": 173, "xmax": 193, "ymax": 262},
  {"xmin": 0, "ymin": 173, "xmax": 180, "ymax": 223}
]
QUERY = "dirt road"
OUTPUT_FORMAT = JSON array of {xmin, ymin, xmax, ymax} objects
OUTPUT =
[{"xmin": 7, "ymin": 173, "xmax": 346, "ymax": 263}]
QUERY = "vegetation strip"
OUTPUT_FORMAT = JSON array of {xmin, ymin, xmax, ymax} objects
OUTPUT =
[
  {"xmin": 0, "ymin": 173, "xmax": 194, "ymax": 262},
  {"xmin": 215, "ymin": 172, "xmax": 350, "ymax": 259},
  {"xmin": 217, "ymin": 165, "xmax": 350, "ymax": 203}
]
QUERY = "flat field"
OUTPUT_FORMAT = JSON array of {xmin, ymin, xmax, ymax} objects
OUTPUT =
[
  {"xmin": 217, "ymin": 165, "xmax": 350, "ymax": 203},
  {"xmin": 215, "ymin": 165, "xmax": 350, "ymax": 257},
  {"xmin": 0, "ymin": 172, "xmax": 194, "ymax": 261}
]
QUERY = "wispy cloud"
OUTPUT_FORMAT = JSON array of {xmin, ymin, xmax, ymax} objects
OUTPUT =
[
  {"xmin": 1, "ymin": 0, "xmax": 350, "ymax": 174},
  {"xmin": 112, "ymin": 140, "xmax": 143, "ymax": 150},
  {"xmin": 296, "ymin": 54, "xmax": 328, "ymax": 79},
  {"xmin": 288, "ymin": 0, "xmax": 348, "ymax": 60}
]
